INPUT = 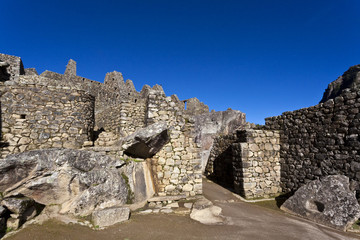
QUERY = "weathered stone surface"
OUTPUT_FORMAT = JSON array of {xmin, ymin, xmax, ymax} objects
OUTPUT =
[
  {"xmin": 320, "ymin": 64, "xmax": 360, "ymax": 103},
  {"xmin": 266, "ymin": 84, "xmax": 360, "ymax": 194},
  {"xmin": 121, "ymin": 161, "xmax": 155, "ymax": 203},
  {"xmin": 122, "ymin": 121, "xmax": 170, "ymax": 158},
  {"xmin": 0, "ymin": 149, "xmax": 129, "ymax": 216},
  {"xmin": 0, "ymin": 61, "xmax": 9, "ymax": 67},
  {"xmin": 92, "ymin": 207, "xmax": 130, "ymax": 228},
  {"xmin": 190, "ymin": 196, "xmax": 224, "ymax": 225},
  {"xmin": 1, "ymin": 197, "xmax": 35, "ymax": 215},
  {"xmin": 194, "ymin": 109, "xmax": 246, "ymax": 172},
  {"xmin": 0, "ymin": 53, "xmax": 203, "ymax": 199},
  {"xmin": 7, "ymin": 217, "xmax": 21, "ymax": 230},
  {"xmin": 0, "ymin": 83, "xmax": 95, "ymax": 159},
  {"xmin": 280, "ymin": 175, "xmax": 360, "ymax": 231},
  {"xmin": 147, "ymin": 194, "xmax": 187, "ymax": 202}
]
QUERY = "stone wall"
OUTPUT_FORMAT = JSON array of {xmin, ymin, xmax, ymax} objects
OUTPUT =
[
  {"xmin": 204, "ymin": 129, "xmax": 281, "ymax": 199},
  {"xmin": 0, "ymin": 53, "xmax": 216, "ymax": 200},
  {"xmin": 95, "ymin": 99, "xmax": 146, "ymax": 137},
  {"xmin": 205, "ymin": 134, "xmax": 238, "ymax": 187},
  {"xmin": 147, "ymin": 90, "xmax": 202, "ymax": 197},
  {"xmin": 184, "ymin": 97, "xmax": 209, "ymax": 116},
  {"xmin": 24, "ymin": 68, "xmax": 38, "ymax": 76},
  {"xmin": 0, "ymin": 83, "xmax": 94, "ymax": 158},
  {"xmin": 39, "ymin": 70, "xmax": 131, "ymax": 111},
  {"xmin": 265, "ymin": 88, "xmax": 360, "ymax": 193},
  {"xmin": 0, "ymin": 53, "xmax": 25, "ymax": 82},
  {"xmin": 94, "ymin": 132, "xmax": 119, "ymax": 147},
  {"xmin": 194, "ymin": 109, "xmax": 246, "ymax": 172},
  {"xmin": 232, "ymin": 130, "xmax": 281, "ymax": 199},
  {"xmin": 39, "ymin": 64, "xmax": 141, "ymax": 114}
]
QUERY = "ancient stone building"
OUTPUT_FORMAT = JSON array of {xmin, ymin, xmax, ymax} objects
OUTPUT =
[
  {"xmin": 0, "ymin": 53, "xmax": 247, "ymax": 199},
  {"xmin": 204, "ymin": 64, "xmax": 360, "ymax": 200},
  {"xmin": 265, "ymin": 69, "xmax": 360, "ymax": 194},
  {"xmin": 2, "ymin": 53, "xmax": 359, "ymax": 204}
]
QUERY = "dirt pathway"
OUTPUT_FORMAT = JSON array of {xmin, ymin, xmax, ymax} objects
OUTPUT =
[{"xmin": 5, "ymin": 179, "xmax": 360, "ymax": 240}]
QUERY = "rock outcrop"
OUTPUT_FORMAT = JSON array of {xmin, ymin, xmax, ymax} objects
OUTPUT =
[
  {"xmin": 320, "ymin": 64, "xmax": 360, "ymax": 103},
  {"xmin": 280, "ymin": 175, "xmax": 360, "ymax": 231},
  {"xmin": 193, "ymin": 109, "xmax": 246, "ymax": 172},
  {"xmin": 0, "ymin": 149, "xmax": 129, "ymax": 216},
  {"xmin": 122, "ymin": 121, "xmax": 170, "ymax": 158}
]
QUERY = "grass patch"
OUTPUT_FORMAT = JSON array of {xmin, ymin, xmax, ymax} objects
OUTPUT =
[
  {"xmin": 250, "ymin": 200, "xmax": 281, "ymax": 212},
  {"xmin": 120, "ymin": 157, "xmax": 143, "ymax": 163},
  {"xmin": 351, "ymin": 219, "xmax": 360, "ymax": 231},
  {"xmin": 248, "ymin": 193, "xmax": 291, "ymax": 212}
]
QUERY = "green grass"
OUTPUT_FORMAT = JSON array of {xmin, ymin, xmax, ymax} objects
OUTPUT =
[
  {"xmin": 120, "ymin": 157, "xmax": 143, "ymax": 163},
  {"xmin": 248, "ymin": 193, "xmax": 290, "ymax": 212},
  {"xmin": 250, "ymin": 200, "xmax": 281, "ymax": 212},
  {"xmin": 351, "ymin": 220, "xmax": 360, "ymax": 231}
]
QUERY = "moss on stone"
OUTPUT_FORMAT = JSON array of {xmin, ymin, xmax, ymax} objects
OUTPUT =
[{"xmin": 121, "ymin": 172, "xmax": 135, "ymax": 204}]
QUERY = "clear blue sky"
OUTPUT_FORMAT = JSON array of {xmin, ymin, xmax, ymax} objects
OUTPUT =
[{"xmin": 2, "ymin": 0, "xmax": 360, "ymax": 124}]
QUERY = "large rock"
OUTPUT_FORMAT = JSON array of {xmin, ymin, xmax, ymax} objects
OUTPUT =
[
  {"xmin": 121, "ymin": 161, "xmax": 155, "ymax": 204},
  {"xmin": 92, "ymin": 207, "xmax": 130, "ymax": 228},
  {"xmin": 1, "ymin": 197, "xmax": 35, "ymax": 215},
  {"xmin": 280, "ymin": 175, "xmax": 360, "ymax": 231},
  {"xmin": 190, "ymin": 196, "xmax": 224, "ymax": 225},
  {"xmin": 320, "ymin": 64, "xmax": 360, "ymax": 103},
  {"xmin": 0, "ymin": 149, "xmax": 129, "ymax": 216},
  {"xmin": 122, "ymin": 121, "xmax": 170, "ymax": 158},
  {"xmin": 1, "ymin": 196, "xmax": 42, "ymax": 230},
  {"xmin": 194, "ymin": 109, "xmax": 246, "ymax": 172}
]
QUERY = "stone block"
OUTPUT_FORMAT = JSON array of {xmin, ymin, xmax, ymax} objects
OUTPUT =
[
  {"xmin": 165, "ymin": 185, "xmax": 176, "ymax": 192},
  {"xmin": 92, "ymin": 207, "xmax": 130, "ymax": 228},
  {"xmin": 6, "ymin": 217, "xmax": 22, "ymax": 230},
  {"xmin": 243, "ymin": 182, "xmax": 256, "ymax": 189},
  {"xmin": 182, "ymin": 184, "xmax": 193, "ymax": 192}
]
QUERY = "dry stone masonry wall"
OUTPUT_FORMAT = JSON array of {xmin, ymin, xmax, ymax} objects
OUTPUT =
[
  {"xmin": 204, "ymin": 129, "xmax": 282, "ymax": 199},
  {"xmin": 0, "ymin": 53, "xmax": 214, "ymax": 199},
  {"xmin": 147, "ymin": 90, "xmax": 202, "ymax": 197},
  {"xmin": 232, "ymin": 130, "xmax": 281, "ymax": 199},
  {"xmin": 95, "ymin": 98, "xmax": 146, "ymax": 137},
  {"xmin": 0, "ymin": 53, "xmax": 24, "ymax": 82},
  {"xmin": 0, "ymin": 84, "xmax": 95, "ymax": 158},
  {"xmin": 265, "ymin": 87, "xmax": 360, "ymax": 193},
  {"xmin": 205, "ymin": 133, "xmax": 238, "ymax": 187}
]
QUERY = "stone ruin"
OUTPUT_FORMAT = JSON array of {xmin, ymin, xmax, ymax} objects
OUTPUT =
[
  {"xmin": 1, "ymin": 52, "xmax": 360, "ymax": 232},
  {"xmin": 203, "ymin": 63, "xmax": 360, "ymax": 230},
  {"xmin": 0, "ymin": 53, "xmax": 246, "ymax": 231}
]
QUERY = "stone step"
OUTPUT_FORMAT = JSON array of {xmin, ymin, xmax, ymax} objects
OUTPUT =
[{"xmin": 147, "ymin": 194, "xmax": 187, "ymax": 202}]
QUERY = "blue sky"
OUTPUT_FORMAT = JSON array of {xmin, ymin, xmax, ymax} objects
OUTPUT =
[{"xmin": 2, "ymin": 0, "xmax": 360, "ymax": 124}]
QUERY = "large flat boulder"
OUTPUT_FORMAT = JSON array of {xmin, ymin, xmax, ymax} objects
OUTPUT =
[
  {"xmin": 0, "ymin": 149, "xmax": 129, "ymax": 216},
  {"xmin": 92, "ymin": 207, "xmax": 130, "ymax": 228},
  {"xmin": 122, "ymin": 121, "xmax": 169, "ymax": 158},
  {"xmin": 280, "ymin": 175, "xmax": 360, "ymax": 231}
]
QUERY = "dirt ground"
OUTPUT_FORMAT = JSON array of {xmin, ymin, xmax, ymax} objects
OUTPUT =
[{"xmin": 5, "ymin": 180, "xmax": 360, "ymax": 240}]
